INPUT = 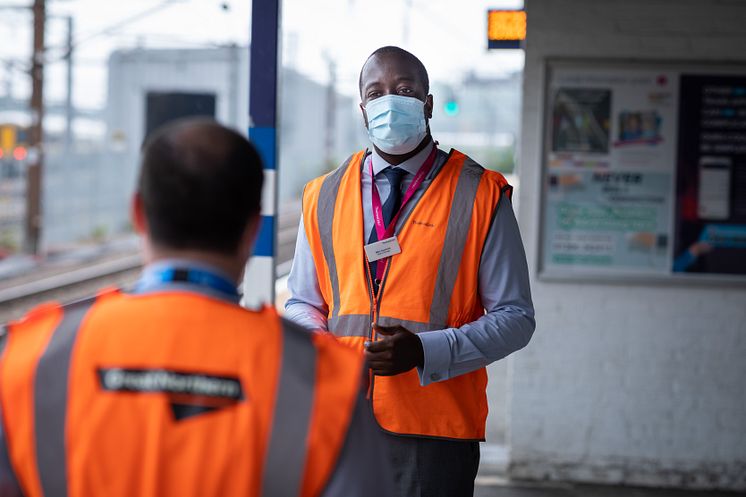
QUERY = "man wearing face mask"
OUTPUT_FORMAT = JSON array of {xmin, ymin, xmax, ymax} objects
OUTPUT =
[{"xmin": 285, "ymin": 46, "xmax": 535, "ymax": 496}]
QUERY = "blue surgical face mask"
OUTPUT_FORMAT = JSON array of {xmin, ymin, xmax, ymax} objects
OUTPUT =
[{"xmin": 364, "ymin": 94, "xmax": 427, "ymax": 155}]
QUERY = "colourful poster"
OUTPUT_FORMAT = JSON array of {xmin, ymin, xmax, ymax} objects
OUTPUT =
[
  {"xmin": 673, "ymin": 75, "xmax": 746, "ymax": 275},
  {"xmin": 543, "ymin": 171, "xmax": 671, "ymax": 272},
  {"xmin": 543, "ymin": 66, "xmax": 678, "ymax": 274}
]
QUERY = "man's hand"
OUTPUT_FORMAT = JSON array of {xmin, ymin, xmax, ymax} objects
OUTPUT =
[{"xmin": 364, "ymin": 325, "xmax": 424, "ymax": 376}]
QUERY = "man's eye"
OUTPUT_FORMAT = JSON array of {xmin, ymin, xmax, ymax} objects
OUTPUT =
[
  {"xmin": 398, "ymin": 88, "xmax": 413, "ymax": 95},
  {"xmin": 367, "ymin": 91, "xmax": 382, "ymax": 99}
]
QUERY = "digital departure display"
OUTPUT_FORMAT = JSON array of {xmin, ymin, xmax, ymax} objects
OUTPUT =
[{"xmin": 487, "ymin": 10, "xmax": 526, "ymax": 49}]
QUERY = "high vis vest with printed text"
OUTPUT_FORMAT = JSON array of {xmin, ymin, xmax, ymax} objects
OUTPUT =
[{"xmin": 0, "ymin": 289, "xmax": 362, "ymax": 497}]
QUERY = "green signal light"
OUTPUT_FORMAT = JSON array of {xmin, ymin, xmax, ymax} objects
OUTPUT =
[{"xmin": 444, "ymin": 101, "xmax": 459, "ymax": 116}]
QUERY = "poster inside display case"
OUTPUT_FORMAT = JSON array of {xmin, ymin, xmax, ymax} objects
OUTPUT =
[{"xmin": 540, "ymin": 60, "xmax": 746, "ymax": 281}]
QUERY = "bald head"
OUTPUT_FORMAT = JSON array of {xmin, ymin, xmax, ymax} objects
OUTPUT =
[
  {"xmin": 137, "ymin": 118, "xmax": 264, "ymax": 254},
  {"xmin": 359, "ymin": 46, "xmax": 429, "ymax": 98}
]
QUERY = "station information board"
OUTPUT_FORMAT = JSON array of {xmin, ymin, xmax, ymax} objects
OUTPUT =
[{"xmin": 540, "ymin": 60, "xmax": 746, "ymax": 282}]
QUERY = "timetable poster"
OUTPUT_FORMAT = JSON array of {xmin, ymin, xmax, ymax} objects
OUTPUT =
[
  {"xmin": 673, "ymin": 75, "xmax": 746, "ymax": 275},
  {"xmin": 544, "ymin": 171, "xmax": 672, "ymax": 271},
  {"xmin": 543, "ymin": 67, "xmax": 677, "ymax": 274}
]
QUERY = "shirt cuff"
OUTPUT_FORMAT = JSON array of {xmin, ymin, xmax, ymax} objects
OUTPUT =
[{"xmin": 416, "ymin": 330, "xmax": 452, "ymax": 386}]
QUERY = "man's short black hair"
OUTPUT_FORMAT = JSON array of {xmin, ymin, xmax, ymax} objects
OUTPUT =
[
  {"xmin": 138, "ymin": 118, "xmax": 264, "ymax": 254},
  {"xmin": 358, "ymin": 46, "xmax": 430, "ymax": 97}
]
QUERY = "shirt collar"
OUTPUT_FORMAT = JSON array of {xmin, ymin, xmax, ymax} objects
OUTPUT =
[
  {"xmin": 368, "ymin": 137, "xmax": 435, "ymax": 177},
  {"xmin": 143, "ymin": 259, "xmax": 236, "ymax": 283},
  {"xmin": 134, "ymin": 258, "xmax": 240, "ymax": 303}
]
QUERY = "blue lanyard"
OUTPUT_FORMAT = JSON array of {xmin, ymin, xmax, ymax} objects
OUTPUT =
[{"xmin": 135, "ymin": 265, "xmax": 239, "ymax": 300}]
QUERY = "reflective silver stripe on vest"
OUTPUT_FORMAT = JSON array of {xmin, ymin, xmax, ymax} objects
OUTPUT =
[
  {"xmin": 1, "ymin": 324, "xmax": 24, "ymax": 497},
  {"xmin": 376, "ymin": 316, "xmax": 443, "ymax": 334},
  {"xmin": 316, "ymin": 156, "xmax": 355, "ymax": 322},
  {"xmin": 261, "ymin": 318, "xmax": 318, "ymax": 497},
  {"xmin": 0, "ymin": 325, "xmax": 8, "ymax": 358},
  {"xmin": 0, "ymin": 325, "xmax": 7, "ymax": 353},
  {"xmin": 328, "ymin": 314, "xmax": 371, "ymax": 337},
  {"xmin": 429, "ymin": 159, "xmax": 484, "ymax": 326},
  {"xmin": 34, "ymin": 297, "xmax": 96, "ymax": 497}
]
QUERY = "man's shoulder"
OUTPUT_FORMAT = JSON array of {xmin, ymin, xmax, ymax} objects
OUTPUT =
[
  {"xmin": 2, "ymin": 289, "xmax": 120, "ymax": 339},
  {"xmin": 306, "ymin": 150, "xmax": 367, "ymax": 186},
  {"xmin": 448, "ymin": 149, "xmax": 511, "ymax": 188},
  {"xmin": 337, "ymin": 150, "xmax": 367, "ymax": 171},
  {"xmin": 4, "ymin": 301, "xmax": 62, "ymax": 333}
]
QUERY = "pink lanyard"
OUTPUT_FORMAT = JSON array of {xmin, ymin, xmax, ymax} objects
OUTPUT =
[{"xmin": 368, "ymin": 145, "xmax": 437, "ymax": 277}]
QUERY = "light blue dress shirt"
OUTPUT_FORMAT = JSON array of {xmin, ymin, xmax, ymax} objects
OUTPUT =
[{"xmin": 285, "ymin": 140, "xmax": 535, "ymax": 386}]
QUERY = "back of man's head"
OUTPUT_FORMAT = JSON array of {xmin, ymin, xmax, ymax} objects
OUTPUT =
[{"xmin": 137, "ymin": 118, "xmax": 264, "ymax": 255}]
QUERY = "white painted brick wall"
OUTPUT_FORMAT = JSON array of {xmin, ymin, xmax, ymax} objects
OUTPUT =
[{"xmin": 511, "ymin": 0, "xmax": 746, "ymax": 490}]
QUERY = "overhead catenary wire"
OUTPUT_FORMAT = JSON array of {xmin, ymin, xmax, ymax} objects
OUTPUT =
[{"xmin": 39, "ymin": 0, "xmax": 188, "ymax": 63}]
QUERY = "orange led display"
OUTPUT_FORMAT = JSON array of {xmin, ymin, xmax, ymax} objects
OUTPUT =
[{"xmin": 487, "ymin": 10, "xmax": 526, "ymax": 49}]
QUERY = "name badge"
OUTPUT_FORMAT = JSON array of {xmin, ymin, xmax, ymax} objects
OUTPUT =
[{"xmin": 364, "ymin": 236, "xmax": 402, "ymax": 263}]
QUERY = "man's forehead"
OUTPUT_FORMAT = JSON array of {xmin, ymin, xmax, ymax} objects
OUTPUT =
[{"xmin": 361, "ymin": 54, "xmax": 423, "ymax": 85}]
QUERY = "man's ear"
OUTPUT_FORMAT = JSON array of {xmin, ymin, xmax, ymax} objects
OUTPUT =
[
  {"xmin": 360, "ymin": 102, "xmax": 369, "ymax": 129},
  {"xmin": 424, "ymin": 94, "xmax": 434, "ymax": 120},
  {"xmin": 131, "ymin": 192, "xmax": 148, "ymax": 235}
]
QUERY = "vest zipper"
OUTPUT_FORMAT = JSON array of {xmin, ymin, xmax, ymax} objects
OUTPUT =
[
  {"xmin": 364, "ymin": 255, "xmax": 376, "ymax": 399},
  {"xmin": 375, "ymin": 259, "xmax": 392, "ymax": 319},
  {"xmin": 366, "ymin": 256, "xmax": 394, "ymax": 402}
]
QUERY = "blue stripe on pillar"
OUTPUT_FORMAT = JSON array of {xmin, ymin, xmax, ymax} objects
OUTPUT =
[
  {"xmin": 253, "ymin": 215, "xmax": 275, "ymax": 257},
  {"xmin": 249, "ymin": 127, "xmax": 276, "ymax": 170}
]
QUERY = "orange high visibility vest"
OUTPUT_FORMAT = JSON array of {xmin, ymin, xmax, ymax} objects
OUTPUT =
[
  {"xmin": 302, "ymin": 149, "xmax": 511, "ymax": 440},
  {"xmin": 0, "ymin": 288, "xmax": 362, "ymax": 497}
]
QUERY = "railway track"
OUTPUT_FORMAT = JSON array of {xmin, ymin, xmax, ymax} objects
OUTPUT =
[{"xmin": 0, "ymin": 202, "xmax": 302, "ymax": 323}]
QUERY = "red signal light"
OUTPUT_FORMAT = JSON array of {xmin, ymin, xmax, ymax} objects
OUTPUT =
[{"xmin": 13, "ymin": 146, "xmax": 27, "ymax": 161}]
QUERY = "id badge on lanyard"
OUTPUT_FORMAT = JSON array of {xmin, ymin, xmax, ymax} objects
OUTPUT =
[{"xmin": 363, "ymin": 146, "xmax": 437, "ymax": 279}]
